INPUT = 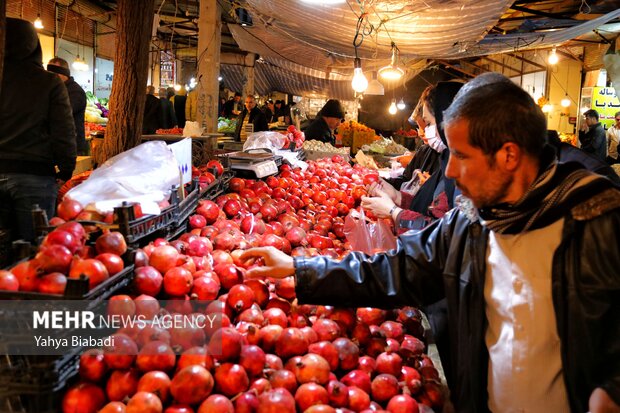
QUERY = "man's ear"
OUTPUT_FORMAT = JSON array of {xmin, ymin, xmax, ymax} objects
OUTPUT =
[{"xmin": 497, "ymin": 142, "xmax": 521, "ymax": 171}]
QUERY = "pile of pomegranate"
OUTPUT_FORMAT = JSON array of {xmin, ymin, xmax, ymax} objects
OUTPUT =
[{"xmin": 56, "ymin": 157, "xmax": 445, "ymax": 412}]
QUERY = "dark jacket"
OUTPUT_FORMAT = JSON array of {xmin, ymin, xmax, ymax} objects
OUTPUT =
[
  {"xmin": 143, "ymin": 94, "xmax": 161, "ymax": 135},
  {"xmin": 579, "ymin": 122, "xmax": 607, "ymax": 162},
  {"xmin": 223, "ymin": 99, "xmax": 241, "ymax": 119},
  {"xmin": 160, "ymin": 98, "xmax": 177, "ymax": 129},
  {"xmin": 303, "ymin": 117, "xmax": 334, "ymax": 144},
  {"xmin": 386, "ymin": 144, "xmax": 441, "ymax": 189},
  {"xmin": 173, "ymin": 94, "xmax": 187, "ymax": 128},
  {"xmin": 294, "ymin": 180, "xmax": 620, "ymax": 413},
  {"xmin": 234, "ymin": 106, "xmax": 269, "ymax": 141},
  {"xmin": 0, "ymin": 18, "xmax": 76, "ymax": 181},
  {"xmin": 556, "ymin": 142, "xmax": 620, "ymax": 186},
  {"xmin": 64, "ymin": 77, "xmax": 87, "ymax": 155}
]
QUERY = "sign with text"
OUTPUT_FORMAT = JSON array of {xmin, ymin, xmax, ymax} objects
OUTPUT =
[{"xmin": 591, "ymin": 87, "xmax": 620, "ymax": 130}]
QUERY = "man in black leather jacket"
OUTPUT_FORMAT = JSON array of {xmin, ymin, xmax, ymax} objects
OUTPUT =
[
  {"xmin": 0, "ymin": 18, "xmax": 76, "ymax": 241},
  {"xmin": 242, "ymin": 73, "xmax": 620, "ymax": 413}
]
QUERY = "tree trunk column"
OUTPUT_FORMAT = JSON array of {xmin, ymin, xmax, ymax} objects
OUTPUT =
[
  {"xmin": 0, "ymin": 0, "xmax": 6, "ymax": 96},
  {"xmin": 196, "ymin": 0, "xmax": 221, "ymax": 133},
  {"xmin": 242, "ymin": 53, "xmax": 256, "ymax": 97},
  {"xmin": 95, "ymin": 0, "xmax": 154, "ymax": 164}
]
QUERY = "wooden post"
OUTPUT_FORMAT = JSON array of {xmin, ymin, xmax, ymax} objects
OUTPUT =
[
  {"xmin": 94, "ymin": 0, "xmax": 154, "ymax": 164},
  {"xmin": 242, "ymin": 53, "xmax": 256, "ymax": 97},
  {"xmin": 196, "ymin": 0, "xmax": 221, "ymax": 133},
  {"xmin": 0, "ymin": 0, "xmax": 6, "ymax": 96}
]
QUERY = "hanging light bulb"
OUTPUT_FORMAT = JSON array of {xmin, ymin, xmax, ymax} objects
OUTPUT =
[
  {"xmin": 379, "ymin": 43, "xmax": 405, "ymax": 81},
  {"xmin": 388, "ymin": 100, "xmax": 397, "ymax": 115},
  {"xmin": 548, "ymin": 48, "xmax": 559, "ymax": 65},
  {"xmin": 351, "ymin": 57, "xmax": 368, "ymax": 93},
  {"xmin": 542, "ymin": 103, "xmax": 553, "ymax": 113},
  {"xmin": 396, "ymin": 98, "xmax": 406, "ymax": 110},
  {"xmin": 561, "ymin": 95, "xmax": 571, "ymax": 108},
  {"xmin": 174, "ymin": 84, "xmax": 182, "ymax": 91},
  {"xmin": 72, "ymin": 55, "xmax": 88, "ymax": 71},
  {"xmin": 34, "ymin": 15, "xmax": 44, "ymax": 30}
]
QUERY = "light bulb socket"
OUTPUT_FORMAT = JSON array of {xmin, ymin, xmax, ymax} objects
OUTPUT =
[{"xmin": 353, "ymin": 57, "xmax": 362, "ymax": 70}]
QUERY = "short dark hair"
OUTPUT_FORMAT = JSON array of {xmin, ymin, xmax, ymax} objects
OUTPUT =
[
  {"xmin": 234, "ymin": 92, "xmax": 242, "ymax": 97},
  {"xmin": 583, "ymin": 109, "xmax": 599, "ymax": 121},
  {"xmin": 443, "ymin": 73, "xmax": 547, "ymax": 158},
  {"xmin": 48, "ymin": 57, "xmax": 69, "ymax": 69}
]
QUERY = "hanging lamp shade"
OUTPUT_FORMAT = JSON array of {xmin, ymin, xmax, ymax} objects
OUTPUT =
[
  {"xmin": 365, "ymin": 72, "xmax": 384, "ymax": 95},
  {"xmin": 379, "ymin": 44, "xmax": 404, "ymax": 81}
]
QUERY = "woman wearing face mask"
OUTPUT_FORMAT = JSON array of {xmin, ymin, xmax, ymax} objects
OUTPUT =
[{"xmin": 362, "ymin": 81, "xmax": 463, "ymax": 233}]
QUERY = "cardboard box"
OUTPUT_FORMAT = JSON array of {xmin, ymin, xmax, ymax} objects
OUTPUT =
[{"xmin": 73, "ymin": 156, "xmax": 93, "ymax": 176}]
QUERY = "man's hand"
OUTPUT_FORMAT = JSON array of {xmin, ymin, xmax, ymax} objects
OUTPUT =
[
  {"xmin": 361, "ymin": 195, "xmax": 396, "ymax": 219},
  {"xmin": 589, "ymin": 387, "xmax": 620, "ymax": 413},
  {"xmin": 580, "ymin": 121, "xmax": 589, "ymax": 133},
  {"xmin": 240, "ymin": 247, "xmax": 295, "ymax": 279}
]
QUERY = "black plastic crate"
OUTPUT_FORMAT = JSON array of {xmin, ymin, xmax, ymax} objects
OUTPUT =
[
  {"xmin": 0, "ymin": 230, "xmax": 10, "ymax": 268},
  {"xmin": 0, "ymin": 348, "xmax": 80, "ymax": 388},
  {"xmin": 113, "ymin": 202, "xmax": 177, "ymax": 246},
  {"xmin": 175, "ymin": 178, "xmax": 201, "ymax": 227}
]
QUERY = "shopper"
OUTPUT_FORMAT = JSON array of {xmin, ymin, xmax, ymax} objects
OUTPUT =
[
  {"xmin": 159, "ymin": 87, "xmax": 177, "ymax": 129},
  {"xmin": 606, "ymin": 111, "xmax": 620, "ymax": 165},
  {"xmin": 223, "ymin": 92, "xmax": 242, "ymax": 119},
  {"xmin": 362, "ymin": 81, "xmax": 463, "ymax": 232},
  {"xmin": 142, "ymin": 85, "xmax": 161, "ymax": 135},
  {"xmin": 303, "ymin": 99, "xmax": 345, "ymax": 145},
  {"xmin": 233, "ymin": 95, "xmax": 268, "ymax": 141},
  {"xmin": 47, "ymin": 57, "xmax": 87, "ymax": 155},
  {"xmin": 241, "ymin": 73, "xmax": 620, "ymax": 413},
  {"xmin": 547, "ymin": 129, "xmax": 620, "ymax": 185},
  {"xmin": 172, "ymin": 87, "xmax": 187, "ymax": 128},
  {"xmin": 185, "ymin": 88, "xmax": 198, "ymax": 122},
  {"xmin": 579, "ymin": 109, "xmax": 607, "ymax": 162},
  {"xmin": 0, "ymin": 18, "xmax": 76, "ymax": 241}
]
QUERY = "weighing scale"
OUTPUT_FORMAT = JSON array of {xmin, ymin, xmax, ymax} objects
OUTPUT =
[{"xmin": 220, "ymin": 149, "xmax": 282, "ymax": 179}]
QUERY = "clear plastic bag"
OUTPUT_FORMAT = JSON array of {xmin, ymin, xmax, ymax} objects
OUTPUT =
[
  {"xmin": 400, "ymin": 169, "xmax": 424, "ymax": 196},
  {"xmin": 343, "ymin": 208, "xmax": 397, "ymax": 255},
  {"xmin": 65, "ymin": 141, "xmax": 180, "ymax": 214},
  {"xmin": 243, "ymin": 131, "xmax": 288, "ymax": 152}
]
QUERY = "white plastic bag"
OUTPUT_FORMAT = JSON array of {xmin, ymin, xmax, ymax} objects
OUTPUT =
[
  {"xmin": 183, "ymin": 121, "xmax": 203, "ymax": 137},
  {"xmin": 243, "ymin": 131, "xmax": 288, "ymax": 152},
  {"xmin": 66, "ymin": 141, "xmax": 180, "ymax": 215}
]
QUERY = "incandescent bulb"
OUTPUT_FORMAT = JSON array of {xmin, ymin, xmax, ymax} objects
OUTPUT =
[
  {"xmin": 389, "ymin": 100, "xmax": 397, "ymax": 115},
  {"xmin": 34, "ymin": 16, "xmax": 44, "ymax": 30},
  {"xmin": 397, "ymin": 98, "xmax": 406, "ymax": 110},
  {"xmin": 561, "ymin": 96, "xmax": 570, "ymax": 108},
  {"xmin": 548, "ymin": 48, "xmax": 559, "ymax": 65},
  {"xmin": 351, "ymin": 60, "xmax": 368, "ymax": 93}
]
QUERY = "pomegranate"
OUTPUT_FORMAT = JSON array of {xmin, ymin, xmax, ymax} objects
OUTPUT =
[
  {"xmin": 197, "ymin": 394, "xmax": 234, "ymax": 413},
  {"xmin": 137, "ymin": 371, "xmax": 172, "ymax": 404},
  {"xmin": 312, "ymin": 318, "xmax": 341, "ymax": 342},
  {"xmin": 332, "ymin": 337, "xmax": 359, "ymax": 371},
  {"xmin": 356, "ymin": 307, "xmax": 388, "ymax": 326},
  {"xmin": 234, "ymin": 391, "xmax": 259, "ymax": 413},
  {"xmin": 126, "ymin": 392, "xmax": 163, "ymax": 413},
  {"xmin": 263, "ymin": 307, "xmax": 288, "ymax": 328},
  {"xmin": 133, "ymin": 266, "xmax": 163, "ymax": 296},
  {"xmin": 275, "ymin": 327, "xmax": 309, "ymax": 358},
  {"xmin": 267, "ymin": 369, "xmax": 298, "ymax": 394},
  {"xmin": 134, "ymin": 294, "xmax": 161, "ymax": 319},
  {"xmin": 163, "ymin": 267, "xmax": 193, "ymax": 296},
  {"xmin": 257, "ymin": 388, "xmax": 296, "ymax": 413},
  {"xmin": 214, "ymin": 363, "xmax": 250, "ymax": 396},
  {"xmin": 265, "ymin": 353, "xmax": 284, "ymax": 370},
  {"xmin": 208, "ymin": 327, "xmax": 243, "ymax": 361},
  {"xmin": 295, "ymin": 382, "xmax": 329, "ymax": 412},
  {"xmin": 0, "ymin": 270, "xmax": 19, "ymax": 291},
  {"xmin": 176, "ymin": 346, "xmax": 214, "ymax": 371},
  {"xmin": 226, "ymin": 283, "xmax": 255, "ymax": 312},
  {"xmin": 136, "ymin": 341, "xmax": 176, "ymax": 372},
  {"xmin": 103, "ymin": 333, "xmax": 138, "ymax": 369},
  {"xmin": 96, "ymin": 231, "xmax": 127, "ymax": 256},
  {"xmin": 96, "ymin": 253, "xmax": 125, "ymax": 275},
  {"xmin": 296, "ymin": 353, "xmax": 331, "ymax": 385},
  {"xmin": 191, "ymin": 275, "xmax": 220, "ymax": 300},
  {"xmin": 42, "ymin": 229, "xmax": 80, "ymax": 253},
  {"xmin": 357, "ymin": 356, "xmax": 376, "ymax": 375},
  {"xmin": 370, "ymin": 374, "xmax": 400, "ymax": 403},
  {"xmin": 34, "ymin": 244, "xmax": 72, "ymax": 273},
  {"xmin": 106, "ymin": 368, "xmax": 140, "ymax": 401},
  {"xmin": 351, "ymin": 323, "xmax": 372, "ymax": 347},
  {"xmin": 375, "ymin": 351, "xmax": 403, "ymax": 376},
  {"xmin": 347, "ymin": 386, "xmax": 371, "ymax": 412},
  {"xmin": 149, "ymin": 245, "xmax": 180, "ymax": 274},
  {"xmin": 341, "ymin": 369, "xmax": 371, "ymax": 394},
  {"xmin": 37, "ymin": 272, "xmax": 67, "ymax": 294},
  {"xmin": 196, "ymin": 200, "xmax": 220, "ymax": 224},
  {"xmin": 62, "ymin": 382, "xmax": 106, "ymax": 413},
  {"xmin": 98, "ymin": 402, "xmax": 127, "ymax": 413},
  {"xmin": 308, "ymin": 341, "xmax": 339, "ymax": 371},
  {"xmin": 107, "ymin": 294, "xmax": 136, "ymax": 318},
  {"xmin": 274, "ymin": 276, "xmax": 296, "ymax": 300},
  {"xmin": 170, "ymin": 365, "xmax": 214, "ymax": 405},
  {"xmin": 326, "ymin": 380, "xmax": 349, "ymax": 407},
  {"xmin": 10, "ymin": 260, "xmax": 41, "ymax": 291},
  {"xmin": 213, "ymin": 263, "xmax": 243, "ymax": 290},
  {"xmin": 69, "ymin": 258, "xmax": 109, "ymax": 289},
  {"xmin": 239, "ymin": 344, "xmax": 267, "ymax": 377},
  {"xmin": 79, "ymin": 349, "xmax": 107, "ymax": 382},
  {"xmin": 57, "ymin": 198, "xmax": 83, "ymax": 221},
  {"xmin": 379, "ymin": 321, "xmax": 405, "ymax": 342}
]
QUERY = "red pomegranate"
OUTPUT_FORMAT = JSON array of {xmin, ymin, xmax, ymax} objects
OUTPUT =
[
  {"xmin": 79, "ymin": 349, "xmax": 107, "ymax": 382},
  {"xmin": 370, "ymin": 374, "xmax": 400, "ymax": 403},
  {"xmin": 137, "ymin": 371, "xmax": 172, "ymax": 404},
  {"xmin": 170, "ymin": 365, "xmax": 214, "ymax": 405},
  {"xmin": 106, "ymin": 368, "xmax": 140, "ymax": 401},
  {"xmin": 295, "ymin": 382, "xmax": 329, "ymax": 412},
  {"xmin": 62, "ymin": 382, "xmax": 106, "ymax": 413},
  {"xmin": 214, "ymin": 363, "xmax": 250, "ymax": 396},
  {"xmin": 136, "ymin": 341, "xmax": 176, "ymax": 372},
  {"xmin": 257, "ymin": 388, "xmax": 296, "ymax": 413},
  {"xmin": 197, "ymin": 394, "xmax": 234, "ymax": 413}
]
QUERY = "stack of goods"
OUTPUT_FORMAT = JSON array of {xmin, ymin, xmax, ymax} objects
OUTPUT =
[
  {"xmin": 338, "ymin": 121, "xmax": 378, "ymax": 153},
  {"xmin": 85, "ymin": 92, "xmax": 109, "ymax": 125}
]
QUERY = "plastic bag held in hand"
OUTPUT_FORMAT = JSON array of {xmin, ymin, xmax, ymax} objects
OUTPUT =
[{"xmin": 343, "ymin": 208, "xmax": 397, "ymax": 255}]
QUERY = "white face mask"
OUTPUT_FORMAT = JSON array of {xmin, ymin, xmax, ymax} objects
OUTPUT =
[{"xmin": 424, "ymin": 124, "xmax": 446, "ymax": 153}]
